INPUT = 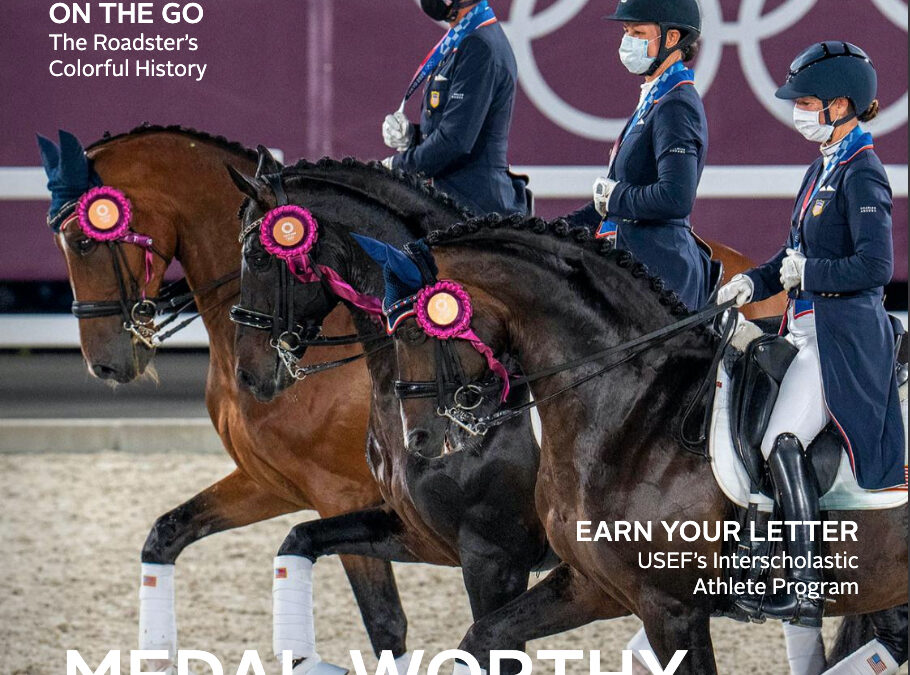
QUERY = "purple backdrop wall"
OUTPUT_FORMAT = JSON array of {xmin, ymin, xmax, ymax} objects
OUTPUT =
[{"xmin": 2, "ymin": 0, "xmax": 906, "ymax": 281}]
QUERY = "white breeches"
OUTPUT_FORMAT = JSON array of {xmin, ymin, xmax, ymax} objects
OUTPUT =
[{"xmin": 760, "ymin": 304, "xmax": 829, "ymax": 459}]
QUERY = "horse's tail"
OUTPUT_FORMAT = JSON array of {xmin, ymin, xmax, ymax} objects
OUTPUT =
[{"xmin": 827, "ymin": 606, "xmax": 909, "ymax": 666}]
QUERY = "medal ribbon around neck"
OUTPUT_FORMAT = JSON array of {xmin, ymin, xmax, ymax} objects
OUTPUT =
[
  {"xmin": 258, "ymin": 205, "xmax": 383, "ymax": 317},
  {"xmin": 795, "ymin": 126, "xmax": 872, "ymax": 248},
  {"xmin": 608, "ymin": 62, "xmax": 694, "ymax": 169},
  {"xmin": 414, "ymin": 280, "xmax": 510, "ymax": 402},
  {"xmin": 401, "ymin": 0, "xmax": 497, "ymax": 106},
  {"xmin": 76, "ymin": 186, "xmax": 156, "ymax": 295}
]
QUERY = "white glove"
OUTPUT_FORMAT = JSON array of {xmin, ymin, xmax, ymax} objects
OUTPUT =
[
  {"xmin": 780, "ymin": 248, "xmax": 807, "ymax": 292},
  {"xmin": 382, "ymin": 111, "xmax": 413, "ymax": 151},
  {"xmin": 381, "ymin": 156, "xmax": 395, "ymax": 170},
  {"xmin": 717, "ymin": 274, "xmax": 754, "ymax": 307},
  {"xmin": 593, "ymin": 176, "xmax": 617, "ymax": 217}
]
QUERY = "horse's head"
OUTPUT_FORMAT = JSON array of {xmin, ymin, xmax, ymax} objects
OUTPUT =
[
  {"xmin": 39, "ymin": 131, "xmax": 177, "ymax": 383},
  {"xmin": 228, "ymin": 149, "xmax": 382, "ymax": 401},
  {"xmin": 356, "ymin": 236, "xmax": 511, "ymax": 457}
]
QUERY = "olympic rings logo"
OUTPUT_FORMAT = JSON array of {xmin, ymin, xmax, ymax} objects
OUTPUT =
[{"xmin": 414, "ymin": 0, "xmax": 908, "ymax": 140}]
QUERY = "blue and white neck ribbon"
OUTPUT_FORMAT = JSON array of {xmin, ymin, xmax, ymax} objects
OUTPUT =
[
  {"xmin": 795, "ymin": 125, "xmax": 872, "ymax": 248},
  {"xmin": 400, "ymin": 0, "xmax": 497, "ymax": 107}
]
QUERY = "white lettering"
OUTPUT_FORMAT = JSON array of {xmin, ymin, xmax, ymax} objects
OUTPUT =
[
  {"xmin": 537, "ymin": 650, "xmax": 584, "ymax": 675},
  {"xmin": 67, "ymin": 650, "xmax": 119, "ymax": 675},
  {"xmin": 350, "ymin": 650, "xmax": 424, "ymax": 675}
]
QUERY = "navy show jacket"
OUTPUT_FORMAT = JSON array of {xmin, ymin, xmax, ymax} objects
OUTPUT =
[
  {"xmin": 746, "ymin": 130, "xmax": 905, "ymax": 490},
  {"xmin": 392, "ymin": 22, "xmax": 527, "ymax": 216}
]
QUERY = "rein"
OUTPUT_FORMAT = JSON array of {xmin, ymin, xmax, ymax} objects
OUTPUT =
[
  {"xmin": 229, "ymin": 173, "xmax": 392, "ymax": 381},
  {"xmin": 398, "ymin": 298, "xmax": 738, "ymax": 437}
]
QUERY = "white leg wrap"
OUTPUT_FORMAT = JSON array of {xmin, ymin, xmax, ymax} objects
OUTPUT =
[
  {"xmin": 783, "ymin": 623, "xmax": 826, "ymax": 675},
  {"xmin": 138, "ymin": 563, "xmax": 177, "ymax": 671},
  {"xmin": 822, "ymin": 640, "xmax": 900, "ymax": 675},
  {"xmin": 274, "ymin": 555, "xmax": 318, "ymax": 662},
  {"xmin": 394, "ymin": 652, "xmax": 415, "ymax": 675},
  {"xmin": 626, "ymin": 626, "xmax": 652, "ymax": 669}
]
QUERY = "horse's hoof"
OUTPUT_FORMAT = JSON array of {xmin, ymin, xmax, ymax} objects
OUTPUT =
[{"xmin": 294, "ymin": 658, "xmax": 350, "ymax": 675}]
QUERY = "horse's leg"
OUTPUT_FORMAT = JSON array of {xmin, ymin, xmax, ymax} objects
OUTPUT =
[
  {"xmin": 338, "ymin": 555, "xmax": 408, "ymax": 660},
  {"xmin": 821, "ymin": 606, "xmax": 908, "ymax": 674},
  {"xmin": 638, "ymin": 593, "xmax": 715, "ymax": 675},
  {"xmin": 275, "ymin": 507, "xmax": 420, "ymax": 673},
  {"xmin": 459, "ymin": 563, "xmax": 630, "ymax": 673},
  {"xmin": 140, "ymin": 468, "xmax": 299, "ymax": 671},
  {"xmin": 459, "ymin": 548, "xmax": 531, "ymax": 648}
]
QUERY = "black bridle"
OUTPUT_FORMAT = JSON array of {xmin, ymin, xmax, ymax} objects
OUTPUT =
[
  {"xmin": 388, "ymin": 242, "xmax": 508, "ymax": 435},
  {"xmin": 229, "ymin": 173, "xmax": 391, "ymax": 381},
  {"xmin": 54, "ymin": 200, "xmax": 240, "ymax": 348}
]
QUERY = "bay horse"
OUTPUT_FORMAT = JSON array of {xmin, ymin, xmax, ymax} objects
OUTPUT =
[
  {"xmin": 39, "ymin": 127, "xmax": 416, "ymax": 671},
  {"xmin": 386, "ymin": 215, "xmax": 908, "ymax": 674},
  {"xmin": 226, "ymin": 152, "xmax": 878, "ymax": 673}
]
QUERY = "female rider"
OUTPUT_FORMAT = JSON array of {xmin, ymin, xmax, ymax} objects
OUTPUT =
[
  {"xmin": 719, "ymin": 42, "xmax": 905, "ymax": 670},
  {"xmin": 569, "ymin": 0, "xmax": 711, "ymax": 311}
]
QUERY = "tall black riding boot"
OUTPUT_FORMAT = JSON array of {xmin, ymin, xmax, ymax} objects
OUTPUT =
[{"xmin": 735, "ymin": 433, "xmax": 825, "ymax": 627}]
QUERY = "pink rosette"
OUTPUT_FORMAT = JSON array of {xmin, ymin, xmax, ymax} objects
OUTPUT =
[
  {"xmin": 415, "ymin": 280, "xmax": 472, "ymax": 338},
  {"xmin": 77, "ymin": 187, "xmax": 132, "ymax": 241},
  {"xmin": 415, "ymin": 280, "xmax": 510, "ymax": 401},
  {"xmin": 259, "ymin": 205, "xmax": 318, "ymax": 260}
]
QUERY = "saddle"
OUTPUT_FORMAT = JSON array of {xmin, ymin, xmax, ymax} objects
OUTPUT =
[{"xmin": 727, "ymin": 318, "xmax": 909, "ymax": 499}]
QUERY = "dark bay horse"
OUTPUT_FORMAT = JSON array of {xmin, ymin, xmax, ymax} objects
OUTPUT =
[
  {"xmin": 388, "ymin": 216, "xmax": 908, "ymax": 674},
  {"xmin": 39, "ymin": 127, "xmax": 410, "ymax": 670},
  {"xmin": 227, "ymin": 157, "xmax": 549, "ymax": 662}
]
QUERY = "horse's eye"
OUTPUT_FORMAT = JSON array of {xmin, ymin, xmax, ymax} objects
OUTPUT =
[
  {"xmin": 399, "ymin": 325, "xmax": 427, "ymax": 345},
  {"xmin": 71, "ymin": 237, "xmax": 97, "ymax": 256},
  {"xmin": 246, "ymin": 248, "xmax": 271, "ymax": 270}
]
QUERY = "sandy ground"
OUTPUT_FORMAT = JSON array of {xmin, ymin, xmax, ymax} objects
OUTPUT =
[{"xmin": 1, "ymin": 452, "xmax": 904, "ymax": 675}]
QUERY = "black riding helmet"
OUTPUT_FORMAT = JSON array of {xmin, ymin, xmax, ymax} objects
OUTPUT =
[
  {"xmin": 420, "ymin": 0, "xmax": 480, "ymax": 22},
  {"xmin": 776, "ymin": 41, "xmax": 877, "ymax": 126},
  {"xmin": 605, "ymin": 0, "xmax": 702, "ymax": 76}
]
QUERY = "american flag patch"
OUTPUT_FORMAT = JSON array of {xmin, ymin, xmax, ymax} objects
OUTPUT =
[
  {"xmin": 867, "ymin": 652, "xmax": 886, "ymax": 673},
  {"xmin": 275, "ymin": 567, "xmax": 287, "ymax": 579},
  {"xmin": 142, "ymin": 575, "xmax": 157, "ymax": 587}
]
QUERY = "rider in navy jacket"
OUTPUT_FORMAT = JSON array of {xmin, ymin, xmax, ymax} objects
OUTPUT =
[
  {"xmin": 744, "ymin": 126, "xmax": 902, "ymax": 490},
  {"xmin": 568, "ymin": 0, "xmax": 710, "ymax": 311},
  {"xmin": 721, "ymin": 42, "xmax": 906, "ymax": 636},
  {"xmin": 382, "ymin": 1, "xmax": 527, "ymax": 216}
]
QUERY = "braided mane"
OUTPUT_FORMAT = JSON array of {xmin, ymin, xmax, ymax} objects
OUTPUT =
[
  {"xmin": 284, "ymin": 156, "xmax": 473, "ymax": 221},
  {"xmin": 424, "ymin": 212, "xmax": 694, "ymax": 319},
  {"xmin": 86, "ymin": 123, "xmax": 258, "ymax": 161}
]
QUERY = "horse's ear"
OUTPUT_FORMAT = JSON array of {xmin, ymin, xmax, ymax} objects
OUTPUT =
[
  {"xmin": 254, "ymin": 145, "xmax": 282, "ymax": 178},
  {"xmin": 351, "ymin": 233, "xmax": 423, "ymax": 290},
  {"xmin": 225, "ymin": 163, "xmax": 266, "ymax": 201},
  {"xmin": 57, "ymin": 130, "xmax": 89, "ymax": 187},
  {"xmin": 36, "ymin": 135, "xmax": 60, "ymax": 177}
]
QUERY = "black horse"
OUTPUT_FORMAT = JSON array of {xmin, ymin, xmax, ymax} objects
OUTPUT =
[
  {"xmin": 384, "ymin": 215, "xmax": 908, "ymax": 674},
  {"xmin": 227, "ymin": 153, "xmax": 550, "ymax": 668}
]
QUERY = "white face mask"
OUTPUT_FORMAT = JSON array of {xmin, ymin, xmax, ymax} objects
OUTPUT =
[
  {"xmin": 792, "ymin": 105, "xmax": 834, "ymax": 143},
  {"xmin": 619, "ymin": 35, "xmax": 657, "ymax": 75}
]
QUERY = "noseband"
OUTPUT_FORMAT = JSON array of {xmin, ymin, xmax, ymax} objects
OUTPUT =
[{"xmin": 229, "ymin": 174, "xmax": 390, "ymax": 380}]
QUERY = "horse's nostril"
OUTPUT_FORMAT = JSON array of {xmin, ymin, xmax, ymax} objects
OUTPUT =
[
  {"xmin": 91, "ymin": 364, "xmax": 117, "ymax": 379},
  {"xmin": 406, "ymin": 429, "xmax": 431, "ymax": 452},
  {"xmin": 236, "ymin": 368, "xmax": 257, "ymax": 392}
]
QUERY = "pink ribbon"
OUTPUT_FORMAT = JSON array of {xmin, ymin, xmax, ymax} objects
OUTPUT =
[{"xmin": 286, "ymin": 254, "xmax": 383, "ymax": 317}]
